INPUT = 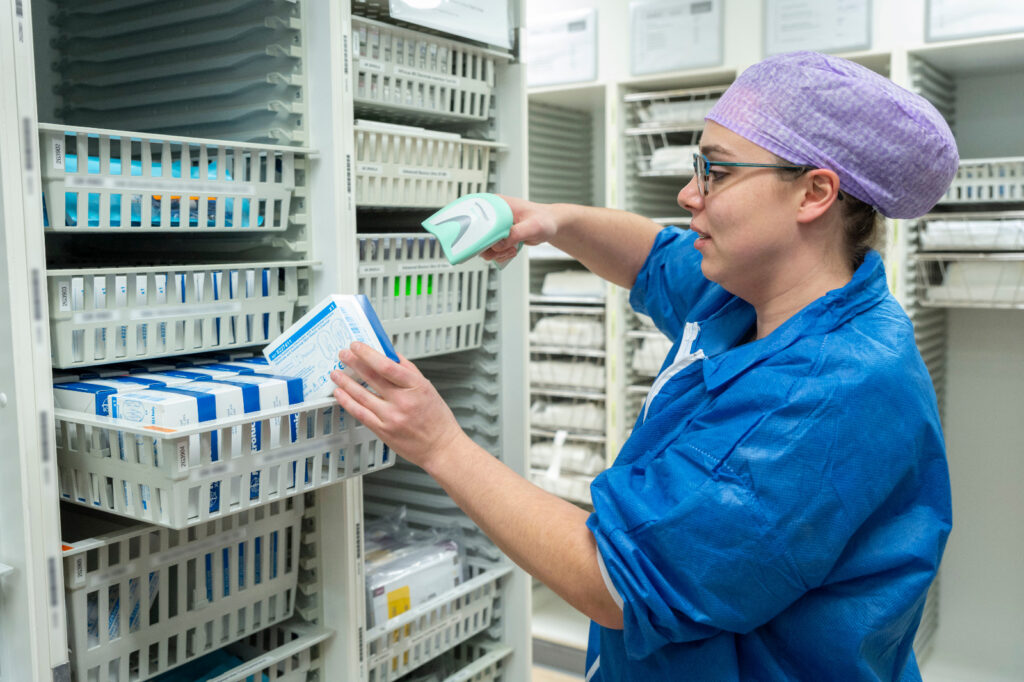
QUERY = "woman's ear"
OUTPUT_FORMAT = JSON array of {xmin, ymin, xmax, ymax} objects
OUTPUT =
[{"xmin": 796, "ymin": 169, "xmax": 843, "ymax": 223}]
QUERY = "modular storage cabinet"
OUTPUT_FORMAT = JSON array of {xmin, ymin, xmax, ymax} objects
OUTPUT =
[
  {"xmin": 525, "ymin": 1, "xmax": 1024, "ymax": 679},
  {"xmin": 0, "ymin": 1, "xmax": 529, "ymax": 681}
]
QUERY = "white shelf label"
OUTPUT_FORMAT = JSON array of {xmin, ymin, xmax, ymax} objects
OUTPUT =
[
  {"xmin": 52, "ymin": 138, "xmax": 65, "ymax": 170},
  {"xmin": 397, "ymin": 262, "xmax": 450, "ymax": 274},
  {"xmin": 359, "ymin": 58, "xmax": 386, "ymax": 73},
  {"xmin": 357, "ymin": 163, "xmax": 384, "ymax": 175},
  {"xmin": 393, "ymin": 65, "xmax": 461, "ymax": 87},
  {"xmin": 398, "ymin": 168, "xmax": 451, "ymax": 180},
  {"xmin": 358, "ymin": 265, "xmax": 386, "ymax": 276}
]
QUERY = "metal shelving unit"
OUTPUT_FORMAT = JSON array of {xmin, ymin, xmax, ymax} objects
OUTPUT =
[{"xmin": 0, "ymin": 2, "xmax": 529, "ymax": 681}]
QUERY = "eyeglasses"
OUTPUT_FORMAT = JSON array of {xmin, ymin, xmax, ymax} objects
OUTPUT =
[{"xmin": 692, "ymin": 152, "xmax": 815, "ymax": 196}]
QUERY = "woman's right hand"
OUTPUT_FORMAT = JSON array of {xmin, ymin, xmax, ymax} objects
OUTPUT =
[{"xmin": 481, "ymin": 196, "xmax": 564, "ymax": 266}]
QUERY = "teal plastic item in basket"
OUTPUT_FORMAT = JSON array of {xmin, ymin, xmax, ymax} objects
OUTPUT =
[
  {"xmin": 43, "ymin": 154, "xmax": 265, "ymax": 228},
  {"xmin": 420, "ymin": 193, "xmax": 520, "ymax": 268}
]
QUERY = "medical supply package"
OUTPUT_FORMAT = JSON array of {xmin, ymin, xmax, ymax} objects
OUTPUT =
[
  {"xmin": 364, "ymin": 537, "xmax": 462, "ymax": 629},
  {"xmin": 264, "ymin": 294, "xmax": 398, "ymax": 399},
  {"xmin": 53, "ymin": 376, "xmax": 165, "ymax": 415}
]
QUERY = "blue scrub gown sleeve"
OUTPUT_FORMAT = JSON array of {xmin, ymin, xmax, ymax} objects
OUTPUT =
[
  {"xmin": 586, "ymin": 339, "xmax": 949, "ymax": 662},
  {"xmin": 629, "ymin": 227, "xmax": 727, "ymax": 340}
]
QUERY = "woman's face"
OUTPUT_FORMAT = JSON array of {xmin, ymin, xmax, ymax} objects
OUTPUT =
[{"xmin": 677, "ymin": 121, "xmax": 807, "ymax": 298}]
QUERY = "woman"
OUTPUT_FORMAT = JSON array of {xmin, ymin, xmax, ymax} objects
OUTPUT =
[{"xmin": 331, "ymin": 51, "xmax": 955, "ymax": 680}]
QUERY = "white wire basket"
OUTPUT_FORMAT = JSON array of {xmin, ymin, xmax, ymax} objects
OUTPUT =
[
  {"xmin": 358, "ymin": 234, "xmax": 489, "ymax": 359},
  {"xmin": 47, "ymin": 261, "xmax": 310, "ymax": 368},
  {"xmin": 353, "ymin": 17, "xmax": 496, "ymax": 124},
  {"xmin": 624, "ymin": 85, "xmax": 726, "ymax": 127},
  {"xmin": 915, "ymin": 254, "xmax": 1024, "ymax": 309},
  {"xmin": 941, "ymin": 157, "xmax": 1024, "ymax": 205},
  {"xmin": 366, "ymin": 558, "xmax": 512, "ymax": 681},
  {"xmin": 530, "ymin": 397, "xmax": 605, "ymax": 434},
  {"xmin": 61, "ymin": 498, "xmax": 303, "ymax": 682},
  {"xmin": 55, "ymin": 397, "xmax": 391, "ymax": 528},
  {"xmin": 628, "ymin": 330, "xmax": 672, "ymax": 377},
  {"xmin": 39, "ymin": 124, "xmax": 303, "ymax": 232},
  {"xmin": 529, "ymin": 356, "xmax": 605, "ymax": 390},
  {"xmin": 919, "ymin": 213, "xmax": 1024, "ymax": 250},
  {"xmin": 354, "ymin": 121, "xmax": 500, "ymax": 208},
  {"xmin": 623, "ymin": 85, "xmax": 724, "ymax": 178},
  {"xmin": 529, "ymin": 469, "xmax": 593, "ymax": 506}
]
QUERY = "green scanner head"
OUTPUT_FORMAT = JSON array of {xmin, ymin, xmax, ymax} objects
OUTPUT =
[{"xmin": 421, "ymin": 193, "xmax": 520, "ymax": 268}]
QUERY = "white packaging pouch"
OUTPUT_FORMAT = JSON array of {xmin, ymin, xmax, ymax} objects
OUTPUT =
[{"xmin": 264, "ymin": 294, "xmax": 398, "ymax": 400}]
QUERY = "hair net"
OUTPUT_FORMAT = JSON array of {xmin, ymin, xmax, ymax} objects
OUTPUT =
[{"xmin": 705, "ymin": 51, "xmax": 959, "ymax": 219}]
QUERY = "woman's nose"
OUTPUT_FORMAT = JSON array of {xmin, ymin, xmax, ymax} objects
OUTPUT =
[{"xmin": 678, "ymin": 176, "xmax": 702, "ymax": 213}]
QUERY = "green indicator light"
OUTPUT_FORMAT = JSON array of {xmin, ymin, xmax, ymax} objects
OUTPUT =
[
  {"xmin": 427, "ymin": 274, "xmax": 433, "ymax": 295},
  {"xmin": 416, "ymin": 275, "xmax": 423, "ymax": 296},
  {"xmin": 393, "ymin": 277, "xmax": 400, "ymax": 297},
  {"xmin": 406, "ymin": 276, "xmax": 412, "ymax": 296}
]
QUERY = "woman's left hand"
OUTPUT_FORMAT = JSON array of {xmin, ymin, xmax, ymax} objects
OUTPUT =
[{"xmin": 330, "ymin": 342, "xmax": 465, "ymax": 468}]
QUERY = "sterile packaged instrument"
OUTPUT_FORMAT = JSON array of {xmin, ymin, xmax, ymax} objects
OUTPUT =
[{"xmin": 264, "ymin": 294, "xmax": 398, "ymax": 399}]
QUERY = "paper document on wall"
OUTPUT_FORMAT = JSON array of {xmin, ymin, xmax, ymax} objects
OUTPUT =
[
  {"xmin": 630, "ymin": 0, "xmax": 723, "ymax": 76},
  {"xmin": 526, "ymin": 8, "xmax": 597, "ymax": 88},
  {"xmin": 388, "ymin": 0, "xmax": 512, "ymax": 50},
  {"xmin": 764, "ymin": 0, "xmax": 871, "ymax": 55},
  {"xmin": 926, "ymin": 0, "xmax": 1024, "ymax": 41}
]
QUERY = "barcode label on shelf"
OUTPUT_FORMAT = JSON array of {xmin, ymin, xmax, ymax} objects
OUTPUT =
[
  {"xmin": 397, "ymin": 262, "xmax": 449, "ymax": 273},
  {"xmin": 394, "ymin": 66, "xmax": 461, "ymax": 87},
  {"xmin": 398, "ymin": 168, "xmax": 451, "ymax": 179},
  {"xmin": 58, "ymin": 281, "xmax": 71, "ymax": 311},
  {"xmin": 52, "ymin": 139, "xmax": 65, "ymax": 170}
]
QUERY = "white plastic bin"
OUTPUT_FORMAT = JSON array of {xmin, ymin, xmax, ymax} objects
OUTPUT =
[
  {"xmin": 39, "ymin": 124, "xmax": 302, "ymax": 232},
  {"xmin": 366, "ymin": 558, "xmax": 511, "ymax": 682},
  {"xmin": 353, "ymin": 16, "xmax": 495, "ymax": 123},
  {"xmin": 358, "ymin": 234, "xmax": 489, "ymax": 358},
  {"xmin": 354, "ymin": 121, "xmax": 500, "ymax": 208},
  {"xmin": 61, "ymin": 499, "xmax": 303, "ymax": 682},
  {"xmin": 55, "ymin": 397, "xmax": 391, "ymax": 528},
  {"xmin": 941, "ymin": 157, "xmax": 1024, "ymax": 204},
  {"xmin": 47, "ymin": 261, "xmax": 309, "ymax": 368}
]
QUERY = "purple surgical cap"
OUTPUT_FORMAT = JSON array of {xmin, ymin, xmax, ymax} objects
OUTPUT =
[{"xmin": 706, "ymin": 51, "xmax": 959, "ymax": 219}]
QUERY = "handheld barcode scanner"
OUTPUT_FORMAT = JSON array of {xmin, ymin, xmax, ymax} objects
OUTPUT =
[{"xmin": 421, "ymin": 193, "xmax": 520, "ymax": 268}]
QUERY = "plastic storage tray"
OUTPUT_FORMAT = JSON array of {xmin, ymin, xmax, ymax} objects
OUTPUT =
[
  {"xmin": 353, "ymin": 16, "xmax": 495, "ymax": 123},
  {"xmin": 366, "ymin": 558, "xmax": 512, "ymax": 682},
  {"xmin": 47, "ymin": 261, "xmax": 309, "ymax": 368},
  {"xmin": 916, "ymin": 253, "xmax": 1024, "ymax": 309},
  {"xmin": 62, "ymin": 499, "xmax": 303, "ymax": 682},
  {"xmin": 354, "ymin": 121, "xmax": 499, "ymax": 208},
  {"xmin": 919, "ymin": 215, "xmax": 1024, "ymax": 250},
  {"xmin": 39, "ymin": 124, "xmax": 302, "ymax": 232},
  {"xmin": 55, "ymin": 397, "xmax": 390, "ymax": 528},
  {"xmin": 358, "ymin": 234, "xmax": 489, "ymax": 358},
  {"xmin": 941, "ymin": 157, "xmax": 1024, "ymax": 204}
]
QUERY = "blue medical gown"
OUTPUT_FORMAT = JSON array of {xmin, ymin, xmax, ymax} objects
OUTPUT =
[{"xmin": 585, "ymin": 228, "xmax": 952, "ymax": 681}]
